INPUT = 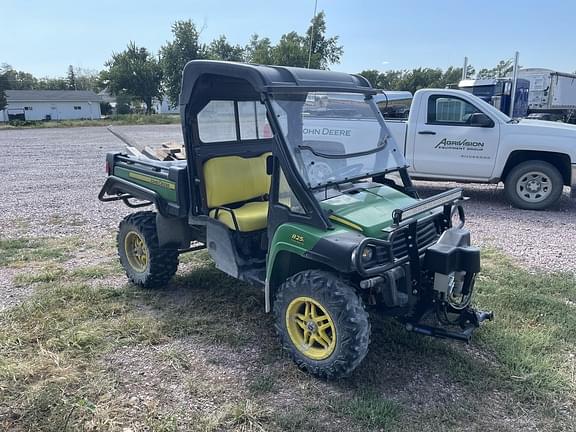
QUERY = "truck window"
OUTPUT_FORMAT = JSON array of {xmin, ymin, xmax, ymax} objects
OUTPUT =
[{"xmin": 427, "ymin": 95, "xmax": 482, "ymax": 125}]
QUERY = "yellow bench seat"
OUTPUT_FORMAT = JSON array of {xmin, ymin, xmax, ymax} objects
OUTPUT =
[{"xmin": 203, "ymin": 153, "xmax": 271, "ymax": 232}]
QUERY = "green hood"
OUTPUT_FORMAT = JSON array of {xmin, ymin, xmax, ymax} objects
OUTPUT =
[{"xmin": 320, "ymin": 185, "xmax": 418, "ymax": 238}]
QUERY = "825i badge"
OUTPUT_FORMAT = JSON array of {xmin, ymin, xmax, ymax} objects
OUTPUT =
[{"xmin": 290, "ymin": 233, "xmax": 304, "ymax": 243}]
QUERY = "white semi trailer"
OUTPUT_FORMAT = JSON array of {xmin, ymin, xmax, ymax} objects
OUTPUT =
[{"xmin": 517, "ymin": 68, "xmax": 576, "ymax": 123}]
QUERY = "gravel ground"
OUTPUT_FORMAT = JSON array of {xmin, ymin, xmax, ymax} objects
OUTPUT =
[{"xmin": 0, "ymin": 124, "xmax": 575, "ymax": 275}]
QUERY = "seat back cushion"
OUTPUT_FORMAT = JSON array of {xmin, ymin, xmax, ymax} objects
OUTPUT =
[{"xmin": 203, "ymin": 153, "xmax": 271, "ymax": 208}]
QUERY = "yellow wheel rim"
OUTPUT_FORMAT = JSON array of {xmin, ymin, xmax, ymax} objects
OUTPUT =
[
  {"xmin": 285, "ymin": 296, "xmax": 336, "ymax": 360},
  {"xmin": 124, "ymin": 231, "xmax": 149, "ymax": 273}
]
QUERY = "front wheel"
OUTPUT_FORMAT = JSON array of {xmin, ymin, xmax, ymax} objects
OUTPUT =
[
  {"xmin": 117, "ymin": 211, "xmax": 179, "ymax": 288},
  {"xmin": 504, "ymin": 161, "xmax": 564, "ymax": 210},
  {"xmin": 273, "ymin": 270, "xmax": 370, "ymax": 379}
]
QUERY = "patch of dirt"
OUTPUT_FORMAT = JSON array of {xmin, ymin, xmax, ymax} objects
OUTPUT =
[
  {"xmin": 0, "ymin": 267, "xmax": 33, "ymax": 311},
  {"xmin": 104, "ymin": 337, "xmax": 261, "ymax": 428}
]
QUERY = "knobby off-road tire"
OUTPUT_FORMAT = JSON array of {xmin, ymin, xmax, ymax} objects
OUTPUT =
[
  {"xmin": 504, "ymin": 160, "xmax": 563, "ymax": 210},
  {"xmin": 273, "ymin": 270, "xmax": 371, "ymax": 379},
  {"xmin": 117, "ymin": 211, "xmax": 179, "ymax": 288}
]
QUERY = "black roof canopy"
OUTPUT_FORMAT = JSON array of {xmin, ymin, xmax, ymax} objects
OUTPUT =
[{"xmin": 179, "ymin": 60, "xmax": 375, "ymax": 107}]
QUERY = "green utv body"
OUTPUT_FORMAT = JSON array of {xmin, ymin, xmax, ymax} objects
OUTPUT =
[{"xmin": 99, "ymin": 60, "xmax": 493, "ymax": 378}]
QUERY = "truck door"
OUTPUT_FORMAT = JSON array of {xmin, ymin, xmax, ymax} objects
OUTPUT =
[{"xmin": 412, "ymin": 94, "xmax": 499, "ymax": 179}]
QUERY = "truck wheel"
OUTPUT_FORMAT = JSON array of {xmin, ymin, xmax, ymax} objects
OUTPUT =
[
  {"xmin": 273, "ymin": 270, "xmax": 370, "ymax": 379},
  {"xmin": 504, "ymin": 161, "xmax": 563, "ymax": 210},
  {"xmin": 117, "ymin": 211, "xmax": 179, "ymax": 288}
]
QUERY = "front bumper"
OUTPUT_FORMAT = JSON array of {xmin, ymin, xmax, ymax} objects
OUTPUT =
[{"xmin": 571, "ymin": 164, "xmax": 576, "ymax": 198}]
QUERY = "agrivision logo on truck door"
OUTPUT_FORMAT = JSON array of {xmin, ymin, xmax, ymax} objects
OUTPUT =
[
  {"xmin": 435, "ymin": 138, "xmax": 485, "ymax": 151},
  {"xmin": 434, "ymin": 137, "xmax": 492, "ymax": 161}
]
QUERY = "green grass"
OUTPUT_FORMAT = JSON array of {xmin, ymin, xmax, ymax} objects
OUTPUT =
[
  {"xmin": 0, "ymin": 282, "xmax": 165, "ymax": 430},
  {"xmin": 330, "ymin": 391, "xmax": 401, "ymax": 430},
  {"xmin": 1, "ymin": 238, "xmax": 575, "ymax": 431},
  {"xmin": 0, "ymin": 113, "xmax": 180, "ymax": 130},
  {"xmin": 69, "ymin": 263, "xmax": 121, "ymax": 280},
  {"xmin": 13, "ymin": 265, "xmax": 66, "ymax": 285},
  {"xmin": 248, "ymin": 372, "xmax": 277, "ymax": 394},
  {"xmin": 473, "ymin": 250, "xmax": 576, "ymax": 401},
  {"xmin": 0, "ymin": 238, "xmax": 70, "ymax": 267}
]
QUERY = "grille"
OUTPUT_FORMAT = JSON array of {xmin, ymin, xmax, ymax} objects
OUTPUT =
[
  {"xmin": 363, "ymin": 220, "xmax": 441, "ymax": 269},
  {"xmin": 391, "ymin": 220, "xmax": 440, "ymax": 260}
]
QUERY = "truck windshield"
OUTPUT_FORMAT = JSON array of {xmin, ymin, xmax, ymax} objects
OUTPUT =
[{"xmin": 270, "ymin": 92, "xmax": 407, "ymax": 189}]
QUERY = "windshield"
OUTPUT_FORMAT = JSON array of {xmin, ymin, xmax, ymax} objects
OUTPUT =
[{"xmin": 270, "ymin": 92, "xmax": 407, "ymax": 189}]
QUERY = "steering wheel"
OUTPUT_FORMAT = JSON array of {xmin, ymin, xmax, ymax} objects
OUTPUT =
[
  {"xmin": 307, "ymin": 162, "xmax": 366, "ymax": 185},
  {"xmin": 308, "ymin": 161, "xmax": 334, "ymax": 185}
]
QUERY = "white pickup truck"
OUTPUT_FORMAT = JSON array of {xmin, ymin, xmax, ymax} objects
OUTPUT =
[{"xmin": 381, "ymin": 88, "xmax": 576, "ymax": 209}]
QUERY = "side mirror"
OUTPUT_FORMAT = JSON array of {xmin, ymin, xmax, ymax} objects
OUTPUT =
[
  {"xmin": 469, "ymin": 113, "xmax": 494, "ymax": 128},
  {"xmin": 266, "ymin": 155, "xmax": 273, "ymax": 175}
]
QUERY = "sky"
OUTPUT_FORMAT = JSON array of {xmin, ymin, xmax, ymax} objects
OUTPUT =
[{"xmin": 1, "ymin": 0, "xmax": 574, "ymax": 78}]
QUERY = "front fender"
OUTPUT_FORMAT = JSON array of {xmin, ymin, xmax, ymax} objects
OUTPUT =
[{"xmin": 265, "ymin": 223, "xmax": 363, "ymax": 311}]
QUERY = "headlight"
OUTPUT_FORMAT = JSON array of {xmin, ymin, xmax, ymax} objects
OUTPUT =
[{"xmin": 361, "ymin": 246, "xmax": 374, "ymax": 262}]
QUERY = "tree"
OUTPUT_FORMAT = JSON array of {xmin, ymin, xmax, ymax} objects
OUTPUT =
[
  {"xmin": 72, "ymin": 67, "xmax": 101, "ymax": 91},
  {"xmin": 245, "ymin": 34, "xmax": 274, "ymax": 64},
  {"xmin": 105, "ymin": 42, "xmax": 162, "ymax": 114},
  {"xmin": 269, "ymin": 11, "xmax": 343, "ymax": 69},
  {"xmin": 442, "ymin": 65, "xmax": 475, "ymax": 86},
  {"xmin": 379, "ymin": 70, "xmax": 403, "ymax": 89},
  {"xmin": 304, "ymin": 11, "xmax": 343, "ymax": 69},
  {"xmin": 67, "ymin": 65, "xmax": 76, "ymax": 90},
  {"xmin": 358, "ymin": 70, "xmax": 403, "ymax": 89},
  {"xmin": 160, "ymin": 20, "xmax": 206, "ymax": 106},
  {"xmin": 115, "ymin": 93, "xmax": 132, "ymax": 115},
  {"xmin": 207, "ymin": 35, "xmax": 244, "ymax": 61},
  {"xmin": 0, "ymin": 64, "xmax": 102, "ymax": 92},
  {"xmin": 37, "ymin": 77, "xmax": 68, "ymax": 90},
  {"xmin": 0, "ymin": 64, "xmax": 38, "ymax": 89},
  {"xmin": 359, "ymin": 64, "xmax": 477, "ymax": 92},
  {"xmin": 358, "ymin": 69, "xmax": 381, "ymax": 87},
  {"xmin": 477, "ymin": 59, "xmax": 514, "ymax": 78},
  {"xmin": 0, "ymin": 72, "xmax": 8, "ymax": 112},
  {"xmin": 272, "ymin": 31, "xmax": 308, "ymax": 67}
]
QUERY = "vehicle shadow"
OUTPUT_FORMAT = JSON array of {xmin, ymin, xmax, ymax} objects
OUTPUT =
[{"xmin": 143, "ymin": 254, "xmax": 501, "ymax": 427}]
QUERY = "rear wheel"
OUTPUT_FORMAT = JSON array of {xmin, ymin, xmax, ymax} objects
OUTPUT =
[
  {"xmin": 117, "ymin": 211, "xmax": 179, "ymax": 288},
  {"xmin": 504, "ymin": 161, "xmax": 563, "ymax": 210},
  {"xmin": 273, "ymin": 270, "xmax": 370, "ymax": 379}
]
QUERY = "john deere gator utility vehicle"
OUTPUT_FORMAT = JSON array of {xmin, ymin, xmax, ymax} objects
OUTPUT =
[{"xmin": 99, "ymin": 60, "xmax": 493, "ymax": 378}]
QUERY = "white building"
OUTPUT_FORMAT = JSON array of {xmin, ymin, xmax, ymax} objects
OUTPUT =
[{"xmin": 0, "ymin": 90, "xmax": 102, "ymax": 122}]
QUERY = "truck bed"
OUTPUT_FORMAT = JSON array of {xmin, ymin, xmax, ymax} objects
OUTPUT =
[{"xmin": 99, "ymin": 153, "xmax": 190, "ymax": 217}]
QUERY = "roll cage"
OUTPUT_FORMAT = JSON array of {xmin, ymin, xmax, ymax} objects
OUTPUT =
[{"xmin": 179, "ymin": 60, "xmax": 415, "ymax": 231}]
